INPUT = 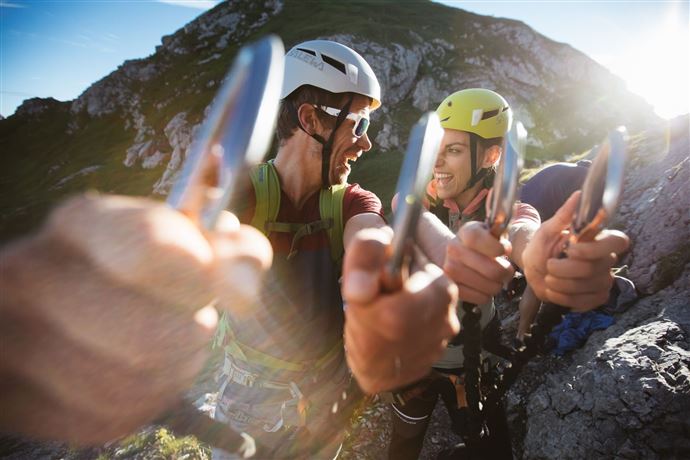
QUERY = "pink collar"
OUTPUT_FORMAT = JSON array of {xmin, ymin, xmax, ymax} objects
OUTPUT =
[{"xmin": 427, "ymin": 180, "xmax": 490, "ymax": 216}]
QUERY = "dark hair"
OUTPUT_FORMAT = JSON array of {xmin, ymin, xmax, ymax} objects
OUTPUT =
[
  {"xmin": 276, "ymin": 85, "xmax": 351, "ymax": 143},
  {"xmin": 477, "ymin": 135, "xmax": 504, "ymax": 152},
  {"xmin": 475, "ymin": 135, "xmax": 504, "ymax": 186}
]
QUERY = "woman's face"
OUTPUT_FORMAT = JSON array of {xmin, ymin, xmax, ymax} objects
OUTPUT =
[{"xmin": 433, "ymin": 129, "xmax": 474, "ymax": 200}]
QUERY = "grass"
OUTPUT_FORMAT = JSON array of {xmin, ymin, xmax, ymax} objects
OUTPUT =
[{"xmin": 95, "ymin": 427, "xmax": 210, "ymax": 460}]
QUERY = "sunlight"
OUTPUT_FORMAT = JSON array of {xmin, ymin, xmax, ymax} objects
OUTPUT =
[{"xmin": 616, "ymin": 4, "xmax": 689, "ymax": 119}]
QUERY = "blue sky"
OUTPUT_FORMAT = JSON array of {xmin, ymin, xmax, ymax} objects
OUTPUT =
[{"xmin": 1, "ymin": 0, "xmax": 688, "ymax": 119}]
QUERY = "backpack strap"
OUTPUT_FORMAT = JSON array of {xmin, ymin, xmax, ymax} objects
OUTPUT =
[
  {"xmin": 320, "ymin": 183, "xmax": 347, "ymax": 264},
  {"xmin": 249, "ymin": 161, "xmax": 281, "ymax": 235},
  {"xmin": 249, "ymin": 161, "xmax": 347, "ymax": 261}
]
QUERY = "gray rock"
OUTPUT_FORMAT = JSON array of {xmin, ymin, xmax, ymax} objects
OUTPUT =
[
  {"xmin": 618, "ymin": 117, "xmax": 690, "ymax": 293},
  {"xmin": 519, "ymin": 267, "xmax": 690, "ymax": 459},
  {"xmin": 153, "ymin": 112, "xmax": 197, "ymax": 195},
  {"xmin": 15, "ymin": 97, "xmax": 64, "ymax": 117}
]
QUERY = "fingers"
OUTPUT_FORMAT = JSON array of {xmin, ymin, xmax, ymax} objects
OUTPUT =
[
  {"xmin": 567, "ymin": 229, "xmax": 630, "ymax": 260},
  {"xmin": 444, "ymin": 236, "xmax": 514, "ymax": 304},
  {"xmin": 375, "ymin": 264, "xmax": 457, "ymax": 341},
  {"xmin": 457, "ymin": 221, "xmax": 511, "ymax": 258},
  {"xmin": 544, "ymin": 289, "xmax": 610, "ymax": 312},
  {"xmin": 538, "ymin": 229, "xmax": 627, "ymax": 311},
  {"xmin": 544, "ymin": 271, "xmax": 613, "ymax": 295},
  {"xmin": 47, "ymin": 194, "xmax": 218, "ymax": 311},
  {"xmin": 47, "ymin": 194, "xmax": 272, "ymax": 315},
  {"xmin": 546, "ymin": 253, "xmax": 617, "ymax": 279},
  {"xmin": 209, "ymin": 223, "xmax": 272, "ymax": 313}
]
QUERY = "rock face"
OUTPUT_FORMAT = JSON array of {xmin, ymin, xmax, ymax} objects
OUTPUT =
[
  {"xmin": 15, "ymin": 97, "xmax": 66, "ymax": 118},
  {"xmin": 153, "ymin": 112, "xmax": 197, "ymax": 194},
  {"xmin": 617, "ymin": 117, "xmax": 690, "ymax": 294}
]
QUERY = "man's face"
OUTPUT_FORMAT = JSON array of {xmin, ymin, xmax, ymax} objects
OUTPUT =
[
  {"xmin": 327, "ymin": 94, "xmax": 373, "ymax": 186},
  {"xmin": 433, "ymin": 129, "xmax": 473, "ymax": 200}
]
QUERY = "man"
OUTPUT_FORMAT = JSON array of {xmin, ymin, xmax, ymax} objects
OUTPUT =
[{"xmin": 209, "ymin": 40, "xmax": 462, "ymax": 458}]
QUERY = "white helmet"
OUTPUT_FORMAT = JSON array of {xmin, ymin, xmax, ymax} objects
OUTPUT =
[{"xmin": 281, "ymin": 40, "xmax": 382, "ymax": 109}]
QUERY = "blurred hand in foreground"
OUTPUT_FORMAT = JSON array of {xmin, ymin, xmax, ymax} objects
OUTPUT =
[{"xmin": 0, "ymin": 194, "xmax": 272, "ymax": 445}]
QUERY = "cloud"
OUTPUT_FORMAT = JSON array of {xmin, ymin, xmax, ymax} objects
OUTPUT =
[
  {"xmin": 1, "ymin": 90, "xmax": 34, "ymax": 96},
  {"xmin": 157, "ymin": 0, "xmax": 220, "ymax": 10},
  {"xmin": 0, "ymin": 1, "xmax": 26, "ymax": 8}
]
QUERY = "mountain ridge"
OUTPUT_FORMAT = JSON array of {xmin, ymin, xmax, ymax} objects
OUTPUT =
[{"xmin": 1, "ymin": 0, "xmax": 658, "ymax": 243}]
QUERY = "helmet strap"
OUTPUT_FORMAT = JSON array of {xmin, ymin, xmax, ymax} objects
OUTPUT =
[
  {"xmin": 289, "ymin": 96, "xmax": 353, "ymax": 189},
  {"xmin": 460, "ymin": 133, "xmax": 487, "ymax": 193},
  {"xmin": 320, "ymin": 95, "xmax": 353, "ymax": 189}
]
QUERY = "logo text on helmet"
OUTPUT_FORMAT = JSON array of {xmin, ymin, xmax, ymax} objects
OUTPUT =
[{"xmin": 288, "ymin": 48, "xmax": 325, "ymax": 71}]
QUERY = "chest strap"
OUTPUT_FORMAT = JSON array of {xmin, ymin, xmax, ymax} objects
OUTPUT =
[
  {"xmin": 266, "ymin": 219, "xmax": 334, "ymax": 260},
  {"xmin": 216, "ymin": 312, "xmax": 342, "ymax": 373}
]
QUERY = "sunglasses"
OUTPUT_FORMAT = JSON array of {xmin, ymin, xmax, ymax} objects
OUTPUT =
[{"xmin": 314, "ymin": 105, "xmax": 370, "ymax": 138}]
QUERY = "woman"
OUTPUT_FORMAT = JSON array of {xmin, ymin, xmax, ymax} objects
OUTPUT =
[{"xmin": 388, "ymin": 88, "xmax": 540, "ymax": 460}]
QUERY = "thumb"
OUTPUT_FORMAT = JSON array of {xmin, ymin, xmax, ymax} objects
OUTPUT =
[
  {"xmin": 542, "ymin": 190, "xmax": 580, "ymax": 234},
  {"xmin": 342, "ymin": 228, "xmax": 390, "ymax": 305}
]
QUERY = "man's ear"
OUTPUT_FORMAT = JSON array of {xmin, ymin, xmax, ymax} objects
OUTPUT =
[
  {"xmin": 482, "ymin": 144, "xmax": 502, "ymax": 168},
  {"xmin": 296, "ymin": 103, "xmax": 320, "ymax": 135}
]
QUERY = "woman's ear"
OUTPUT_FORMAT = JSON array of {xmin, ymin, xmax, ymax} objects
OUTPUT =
[
  {"xmin": 297, "ymin": 103, "xmax": 319, "ymax": 135},
  {"xmin": 482, "ymin": 144, "xmax": 502, "ymax": 168}
]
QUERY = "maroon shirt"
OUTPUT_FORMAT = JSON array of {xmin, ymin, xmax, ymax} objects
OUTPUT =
[{"xmin": 232, "ymin": 182, "xmax": 383, "ymax": 365}]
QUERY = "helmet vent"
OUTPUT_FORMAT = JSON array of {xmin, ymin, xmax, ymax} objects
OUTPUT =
[
  {"xmin": 321, "ymin": 54, "xmax": 347, "ymax": 75},
  {"xmin": 481, "ymin": 109, "xmax": 499, "ymax": 120},
  {"xmin": 296, "ymin": 47, "xmax": 317, "ymax": 56}
]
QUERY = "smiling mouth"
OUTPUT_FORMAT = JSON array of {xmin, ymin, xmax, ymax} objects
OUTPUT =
[
  {"xmin": 435, "ymin": 172, "xmax": 453, "ymax": 186},
  {"xmin": 341, "ymin": 151, "xmax": 362, "ymax": 168}
]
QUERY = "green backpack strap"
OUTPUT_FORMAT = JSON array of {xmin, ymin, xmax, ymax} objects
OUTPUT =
[
  {"xmin": 320, "ymin": 183, "xmax": 347, "ymax": 264},
  {"xmin": 249, "ymin": 161, "xmax": 281, "ymax": 235},
  {"xmin": 250, "ymin": 161, "xmax": 346, "ymax": 263}
]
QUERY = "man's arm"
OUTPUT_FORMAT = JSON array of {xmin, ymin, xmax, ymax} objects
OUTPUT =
[{"xmin": 343, "ymin": 212, "xmax": 387, "ymax": 249}]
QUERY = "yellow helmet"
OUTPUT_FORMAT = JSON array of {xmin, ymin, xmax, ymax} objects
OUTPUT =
[{"xmin": 436, "ymin": 88, "xmax": 512, "ymax": 139}]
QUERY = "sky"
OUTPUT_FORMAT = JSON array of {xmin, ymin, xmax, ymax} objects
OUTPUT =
[{"xmin": 1, "ymin": 0, "xmax": 688, "ymax": 119}]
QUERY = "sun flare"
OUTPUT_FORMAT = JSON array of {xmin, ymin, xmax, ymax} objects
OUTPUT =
[{"xmin": 616, "ymin": 4, "xmax": 690, "ymax": 119}]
